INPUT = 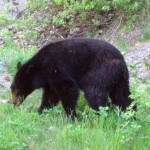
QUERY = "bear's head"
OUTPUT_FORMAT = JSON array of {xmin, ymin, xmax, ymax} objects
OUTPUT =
[{"xmin": 10, "ymin": 62, "xmax": 35, "ymax": 106}]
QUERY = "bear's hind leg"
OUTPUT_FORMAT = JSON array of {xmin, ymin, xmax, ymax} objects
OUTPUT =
[
  {"xmin": 38, "ymin": 86, "xmax": 60, "ymax": 114},
  {"xmin": 84, "ymin": 87, "xmax": 109, "ymax": 111},
  {"xmin": 81, "ymin": 68, "xmax": 109, "ymax": 111}
]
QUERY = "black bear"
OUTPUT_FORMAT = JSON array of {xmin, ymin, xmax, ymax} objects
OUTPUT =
[{"xmin": 10, "ymin": 38, "xmax": 135, "ymax": 118}]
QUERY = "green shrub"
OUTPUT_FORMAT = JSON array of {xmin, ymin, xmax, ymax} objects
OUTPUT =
[
  {"xmin": 52, "ymin": 0, "xmax": 149, "ymax": 27},
  {"xmin": 0, "ymin": 2, "xmax": 15, "ymax": 26},
  {"xmin": 0, "ymin": 44, "xmax": 36, "ymax": 75},
  {"xmin": 27, "ymin": 0, "xmax": 50, "ymax": 9}
]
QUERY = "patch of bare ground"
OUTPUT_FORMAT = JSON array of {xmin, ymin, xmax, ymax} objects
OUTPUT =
[
  {"xmin": 125, "ymin": 40, "xmax": 150, "ymax": 79},
  {"xmin": 0, "ymin": 61, "xmax": 11, "ymax": 97}
]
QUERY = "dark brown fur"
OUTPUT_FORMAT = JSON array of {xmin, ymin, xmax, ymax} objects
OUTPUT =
[{"xmin": 10, "ymin": 38, "xmax": 136, "ymax": 118}]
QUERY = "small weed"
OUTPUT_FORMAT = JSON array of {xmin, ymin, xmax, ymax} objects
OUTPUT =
[
  {"xmin": 142, "ymin": 26, "xmax": 150, "ymax": 41},
  {"xmin": 0, "ymin": 28, "xmax": 12, "ymax": 38},
  {"xmin": 0, "ymin": 3, "xmax": 15, "ymax": 26},
  {"xmin": 92, "ymin": 19, "xmax": 100, "ymax": 27},
  {"xmin": 0, "ymin": 45, "xmax": 36, "ymax": 75},
  {"xmin": 85, "ymin": 32, "xmax": 91, "ymax": 38},
  {"xmin": 129, "ymin": 63, "xmax": 137, "ymax": 69},
  {"xmin": 24, "ymin": 30, "xmax": 40, "ymax": 40},
  {"xmin": 26, "ymin": 0, "xmax": 50, "ymax": 9},
  {"xmin": 143, "ymin": 59, "xmax": 149, "ymax": 67},
  {"xmin": 139, "ymin": 16, "xmax": 150, "ymax": 41},
  {"xmin": 116, "ymin": 38, "xmax": 129, "ymax": 53}
]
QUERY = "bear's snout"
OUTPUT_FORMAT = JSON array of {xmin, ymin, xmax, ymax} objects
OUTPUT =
[
  {"xmin": 10, "ymin": 90, "xmax": 23, "ymax": 106},
  {"xmin": 11, "ymin": 96, "xmax": 23, "ymax": 106}
]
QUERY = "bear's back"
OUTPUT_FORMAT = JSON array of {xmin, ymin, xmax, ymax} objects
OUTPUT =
[
  {"xmin": 41, "ymin": 38, "xmax": 123, "ymax": 60},
  {"xmin": 35, "ymin": 39, "xmax": 124, "ymax": 80}
]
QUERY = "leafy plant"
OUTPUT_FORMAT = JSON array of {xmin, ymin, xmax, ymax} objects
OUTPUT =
[
  {"xmin": 52, "ymin": 0, "xmax": 149, "ymax": 28},
  {"xmin": 0, "ymin": 2, "xmax": 15, "ymax": 26},
  {"xmin": 0, "ymin": 44, "xmax": 36, "ymax": 74},
  {"xmin": 26, "ymin": 0, "xmax": 50, "ymax": 9}
]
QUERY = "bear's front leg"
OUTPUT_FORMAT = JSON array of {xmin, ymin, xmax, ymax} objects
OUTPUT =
[
  {"xmin": 38, "ymin": 86, "xmax": 60, "ymax": 114},
  {"xmin": 59, "ymin": 84, "xmax": 79, "ymax": 119}
]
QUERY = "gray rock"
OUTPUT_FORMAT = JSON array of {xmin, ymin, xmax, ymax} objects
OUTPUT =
[{"xmin": 70, "ymin": 27, "xmax": 81, "ymax": 35}]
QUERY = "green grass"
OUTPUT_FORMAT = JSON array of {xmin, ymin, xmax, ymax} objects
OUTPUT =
[
  {"xmin": 0, "ymin": 82, "xmax": 150, "ymax": 150},
  {"xmin": 115, "ymin": 38, "xmax": 129, "ymax": 53},
  {"xmin": 0, "ymin": 43, "xmax": 36, "ymax": 75},
  {"xmin": 142, "ymin": 21, "xmax": 150, "ymax": 41},
  {"xmin": 0, "ymin": 6, "xmax": 15, "ymax": 26}
]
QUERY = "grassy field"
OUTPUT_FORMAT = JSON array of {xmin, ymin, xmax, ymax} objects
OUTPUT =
[{"xmin": 0, "ymin": 86, "xmax": 150, "ymax": 150}]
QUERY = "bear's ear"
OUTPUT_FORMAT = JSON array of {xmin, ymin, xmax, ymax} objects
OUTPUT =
[
  {"xmin": 17, "ymin": 62, "xmax": 22, "ymax": 70},
  {"xmin": 26, "ymin": 65, "xmax": 35, "ymax": 74}
]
